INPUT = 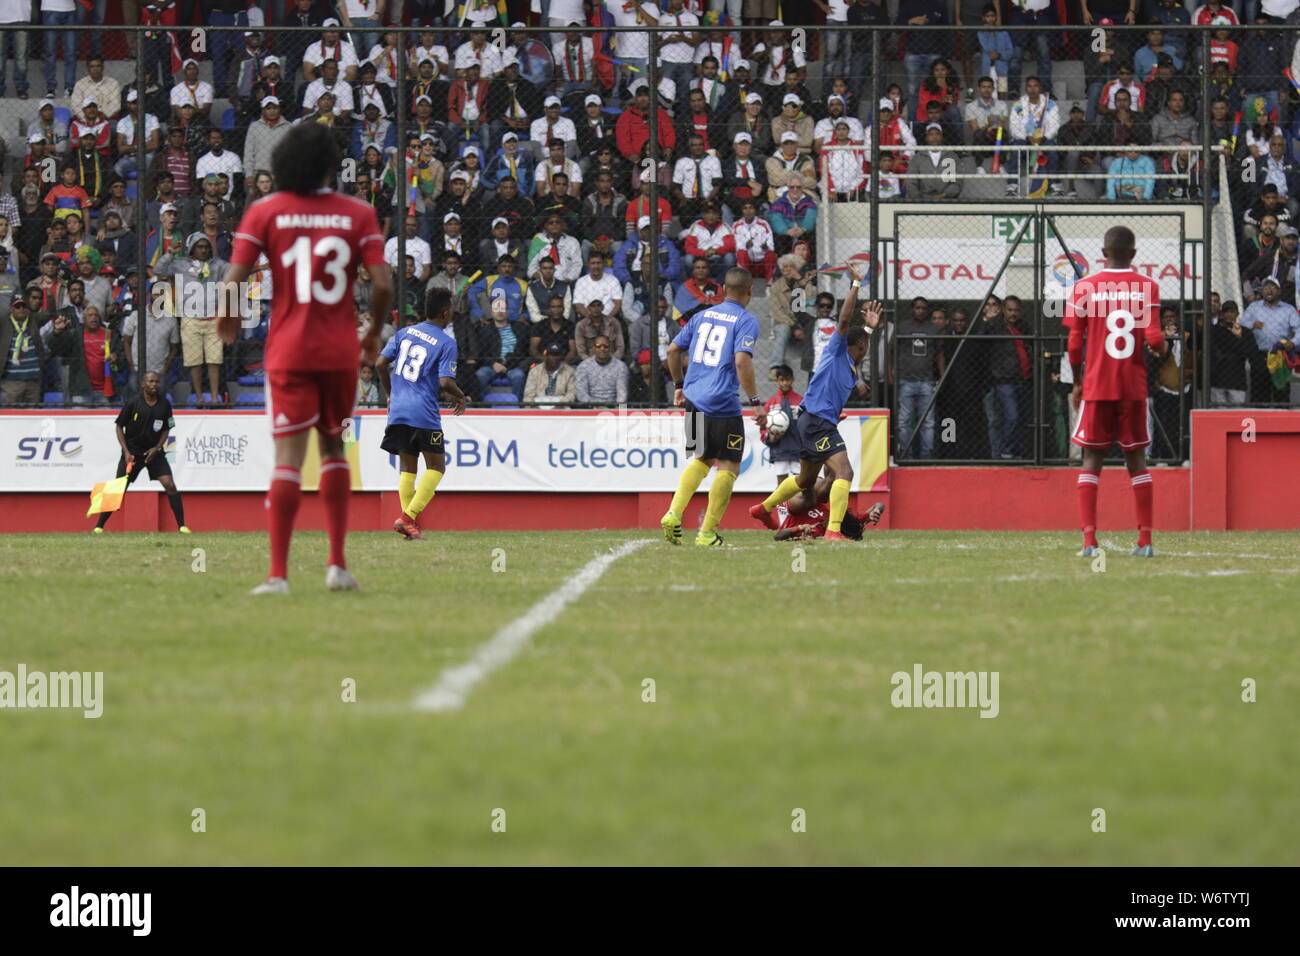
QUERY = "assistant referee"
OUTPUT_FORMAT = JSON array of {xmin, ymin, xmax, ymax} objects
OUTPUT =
[{"xmin": 93, "ymin": 371, "xmax": 190, "ymax": 533}]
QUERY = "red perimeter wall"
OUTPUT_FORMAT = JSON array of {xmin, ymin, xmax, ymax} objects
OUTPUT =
[{"xmin": 2, "ymin": 411, "xmax": 1297, "ymax": 533}]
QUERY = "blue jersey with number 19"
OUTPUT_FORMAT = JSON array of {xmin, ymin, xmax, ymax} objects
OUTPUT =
[
  {"xmin": 381, "ymin": 323, "xmax": 458, "ymax": 429},
  {"xmin": 672, "ymin": 299, "xmax": 760, "ymax": 416}
]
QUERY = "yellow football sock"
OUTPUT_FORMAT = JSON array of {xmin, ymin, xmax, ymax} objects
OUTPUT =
[
  {"xmin": 668, "ymin": 458, "xmax": 711, "ymax": 517},
  {"xmin": 763, "ymin": 475, "xmax": 803, "ymax": 512},
  {"xmin": 398, "ymin": 472, "xmax": 417, "ymax": 514},
  {"xmin": 407, "ymin": 469, "xmax": 443, "ymax": 518},
  {"xmin": 701, "ymin": 469, "xmax": 736, "ymax": 534},
  {"xmin": 827, "ymin": 479, "xmax": 851, "ymax": 532}
]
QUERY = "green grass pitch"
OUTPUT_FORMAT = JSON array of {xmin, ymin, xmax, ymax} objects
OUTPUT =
[{"xmin": 1, "ymin": 529, "xmax": 1296, "ymax": 865}]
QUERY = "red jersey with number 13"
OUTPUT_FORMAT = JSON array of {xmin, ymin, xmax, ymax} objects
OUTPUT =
[
  {"xmin": 1064, "ymin": 267, "xmax": 1164, "ymax": 401},
  {"xmin": 231, "ymin": 190, "xmax": 386, "ymax": 371}
]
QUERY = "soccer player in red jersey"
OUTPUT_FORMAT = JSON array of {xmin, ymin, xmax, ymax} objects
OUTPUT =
[
  {"xmin": 769, "ymin": 467, "xmax": 885, "ymax": 540},
  {"xmin": 218, "ymin": 123, "xmax": 394, "ymax": 594},
  {"xmin": 1064, "ymin": 225, "xmax": 1168, "ymax": 558}
]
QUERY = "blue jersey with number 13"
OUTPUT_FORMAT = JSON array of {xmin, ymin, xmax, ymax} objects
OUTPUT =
[
  {"xmin": 672, "ymin": 300, "xmax": 760, "ymax": 417},
  {"xmin": 381, "ymin": 323, "xmax": 458, "ymax": 429}
]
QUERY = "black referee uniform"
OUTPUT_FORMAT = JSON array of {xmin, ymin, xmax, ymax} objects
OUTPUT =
[{"xmin": 95, "ymin": 393, "xmax": 188, "ymax": 530}]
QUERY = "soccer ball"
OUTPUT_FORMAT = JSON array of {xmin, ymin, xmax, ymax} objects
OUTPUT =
[{"xmin": 766, "ymin": 408, "xmax": 791, "ymax": 439}]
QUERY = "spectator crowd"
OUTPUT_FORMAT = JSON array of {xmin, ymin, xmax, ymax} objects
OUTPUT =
[{"xmin": 0, "ymin": 2, "xmax": 1294, "ymax": 448}]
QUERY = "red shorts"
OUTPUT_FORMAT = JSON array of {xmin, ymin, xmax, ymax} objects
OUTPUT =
[
  {"xmin": 266, "ymin": 367, "xmax": 358, "ymax": 438},
  {"xmin": 1072, "ymin": 398, "xmax": 1150, "ymax": 450}
]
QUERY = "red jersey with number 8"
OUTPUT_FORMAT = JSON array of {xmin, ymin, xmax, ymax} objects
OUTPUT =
[
  {"xmin": 231, "ymin": 190, "xmax": 387, "ymax": 371},
  {"xmin": 1064, "ymin": 267, "xmax": 1164, "ymax": 401}
]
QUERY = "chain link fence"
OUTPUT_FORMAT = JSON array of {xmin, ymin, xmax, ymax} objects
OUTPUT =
[{"xmin": 0, "ymin": 18, "xmax": 1294, "ymax": 445}]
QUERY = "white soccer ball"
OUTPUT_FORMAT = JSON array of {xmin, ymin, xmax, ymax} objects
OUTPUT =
[{"xmin": 766, "ymin": 408, "xmax": 791, "ymax": 439}]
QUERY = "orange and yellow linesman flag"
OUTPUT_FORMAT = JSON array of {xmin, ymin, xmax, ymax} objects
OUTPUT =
[{"xmin": 86, "ymin": 475, "xmax": 128, "ymax": 517}]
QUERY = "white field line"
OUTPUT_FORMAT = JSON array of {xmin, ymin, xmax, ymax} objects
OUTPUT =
[{"xmin": 413, "ymin": 539, "xmax": 651, "ymax": 713}]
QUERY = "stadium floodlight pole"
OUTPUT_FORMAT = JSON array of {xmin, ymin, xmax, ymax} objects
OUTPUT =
[
  {"xmin": 647, "ymin": 29, "xmax": 661, "ymax": 407},
  {"xmin": 901, "ymin": 215, "xmax": 1033, "ymax": 460},
  {"xmin": 394, "ymin": 36, "xmax": 408, "ymax": 339},
  {"xmin": 135, "ymin": 29, "xmax": 148, "ymax": 382},
  {"xmin": 867, "ymin": 29, "xmax": 881, "ymax": 405},
  {"xmin": 1200, "ymin": 27, "xmax": 1213, "ymax": 411}
]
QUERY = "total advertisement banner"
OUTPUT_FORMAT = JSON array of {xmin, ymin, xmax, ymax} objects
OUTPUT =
[
  {"xmin": 829, "ymin": 211, "xmax": 1194, "ymax": 300},
  {"xmin": 0, "ymin": 411, "xmax": 890, "ymax": 494}
]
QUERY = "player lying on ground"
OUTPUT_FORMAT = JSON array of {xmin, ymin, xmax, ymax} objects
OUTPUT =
[
  {"xmin": 750, "ymin": 261, "xmax": 882, "ymax": 541},
  {"xmin": 220, "ymin": 122, "xmax": 394, "ymax": 594},
  {"xmin": 93, "ymin": 370, "xmax": 190, "ymax": 534},
  {"xmin": 770, "ymin": 467, "xmax": 885, "ymax": 541},
  {"xmin": 660, "ymin": 266, "xmax": 765, "ymax": 548},
  {"xmin": 1064, "ymin": 224, "xmax": 1168, "ymax": 558},
  {"xmin": 376, "ymin": 287, "xmax": 467, "ymax": 541}
]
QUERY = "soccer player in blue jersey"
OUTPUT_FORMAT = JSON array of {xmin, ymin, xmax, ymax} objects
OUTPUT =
[
  {"xmin": 376, "ymin": 287, "xmax": 468, "ymax": 541},
  {"xmin": 751, "ymin": 262, "xmax": 883, "ymax": 541},
  {"xmin": 660, "ymin": 266, "xmax": 766, "ymax": 547}
]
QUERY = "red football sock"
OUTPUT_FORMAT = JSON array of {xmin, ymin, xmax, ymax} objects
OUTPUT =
[
  {"xmin": 1077, "ymin": 470, "xmax": 1100, "ymax": 548},
  {"xmin": 320, "ymin": 457, "xmax": 351, "ymax": 569},
  {"xmin": 1130, "ymin": 470, "xmax": 1153, "ymax": 547},
  {"xmin": 267, "ymin": 467, "xmax": 301, "ymax": 580}
]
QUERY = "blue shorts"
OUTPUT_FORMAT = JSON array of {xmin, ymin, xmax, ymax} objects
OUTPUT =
[{"xmin": 796, "ymin": 411, "xmax": 846, "ymax": 463}]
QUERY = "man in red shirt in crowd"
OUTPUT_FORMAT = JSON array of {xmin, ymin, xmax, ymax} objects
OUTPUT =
[
  {"xmin": 221, "ymin": 123, "xmax": 393, "ymax": 595},
  {"xmin": 615, "ymin": 80, "xmax": 676, "ymax": 161}
]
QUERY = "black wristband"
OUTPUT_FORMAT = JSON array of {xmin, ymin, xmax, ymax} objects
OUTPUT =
[{"xmin": 673, "ymin": 380, "xmax": 683, "ymax": 389}]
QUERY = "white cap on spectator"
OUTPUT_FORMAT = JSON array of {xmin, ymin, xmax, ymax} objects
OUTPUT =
[
  {"xmin": 160, "ymin": 202, "xmax": 177, "ymax": 214},
  {"xmin": 492, "ymin": 216, "xmax": 509, "ymax": 228},
  {"xmin": 82, "ymin": 97, "xmax": 97, "ymax": 108},
  {"xmin": 38, "ymin": 98, "xmax": 52, "ymax": 109},
  {"xmin": 925, "ymin": 122, "xmax": 943, "ymax": 132},
  {"xmin": 657, "ymin": 77, "xmax": 675, "ymax": 100},
  {"xmin": 544, "ymin": 95, "xmax": 562, "ymax": 107},
  {"xmin": 126, "ymin": 90, "xmax": 138, "ymax": 102},
  {"xmin": 768, "ymin": 19, "xmax": 784, "ymax": 26},
  {"xmin": 630, "ymin": 79, "xmax": 649, "ymax": 95},
  {"xmin": 415, "ymin": 95, "xmax": 433, "ymax": 105},
  {"xmin": 419, "ymin": 132, "xmax": 438, "ymax": 142},
  {"xmin": 443, "ymin": 212, "xmax": 461, "ymax": 223},
  {"xmin": 879, "ymin": 98, "xmax": 895, "ymax": 110},
  {"xmin": 502, "ymin": 131, "xmax": 518, "ymax": 142},
  {"xmin": 745, "ymin": 92, "xmax": 762, "ymax": 105},
  {"xmin": 463, "ymin": 145, "xmax": 480, "ymax": 156},
  {"xmin": 263, "ymin": 55, "xmax": 281, "ymax": 67},
  {"xmin": 450, "ymin": 170, "xmax": 470, "ymax": 182},
  {"xmin": 511, "ymin": 20, "xmax": 526, "ymax": 27},
  {"xmin": 828, "ymin": 94, "xmax": 844, "ymax": 105},
  {"xmin": 733, "ymin": 131, "xmax": 752, "ymax": 143},
  {"xmin": 637, "ymin": 215, "xmax": 650, "ymax": 229},
  {"xmin": 501, "ymin": 51, "xmax": 519, "ymax": 68},
  {"xmin": 1262, "ymin": 274, "xmax": 1282, "ymax": 286},
  {"xmin": 780, "ymin": 131, "xmax": 798, "ymax": 143},
  {"xmin": 418, "ymin": 57, "xmax": 435, "ymax": 67},
  {"xmin": 261, "ymin": 95, "xmax": 280, "ymax": 107},
  {"xmin": 782, "ymin": 93, "xmax": 801, "ymax": 107},
  {"xmin": 322, "ymin": 17, "xmax": 340, "ymax": 27},
  {"xmin": 182, "ymin": 58, "xmax": 198, "ymax": 68},
  {"xmin": 28, "ymin": 131, "xmax": 45, "ymax": 144},
  {"xmin": 584, "ymin": 93, "xmax": 602, "ymax": 106},
  {"xmin": 732, "ymin": 58, "xmax": 750, "ymax": 72}
]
